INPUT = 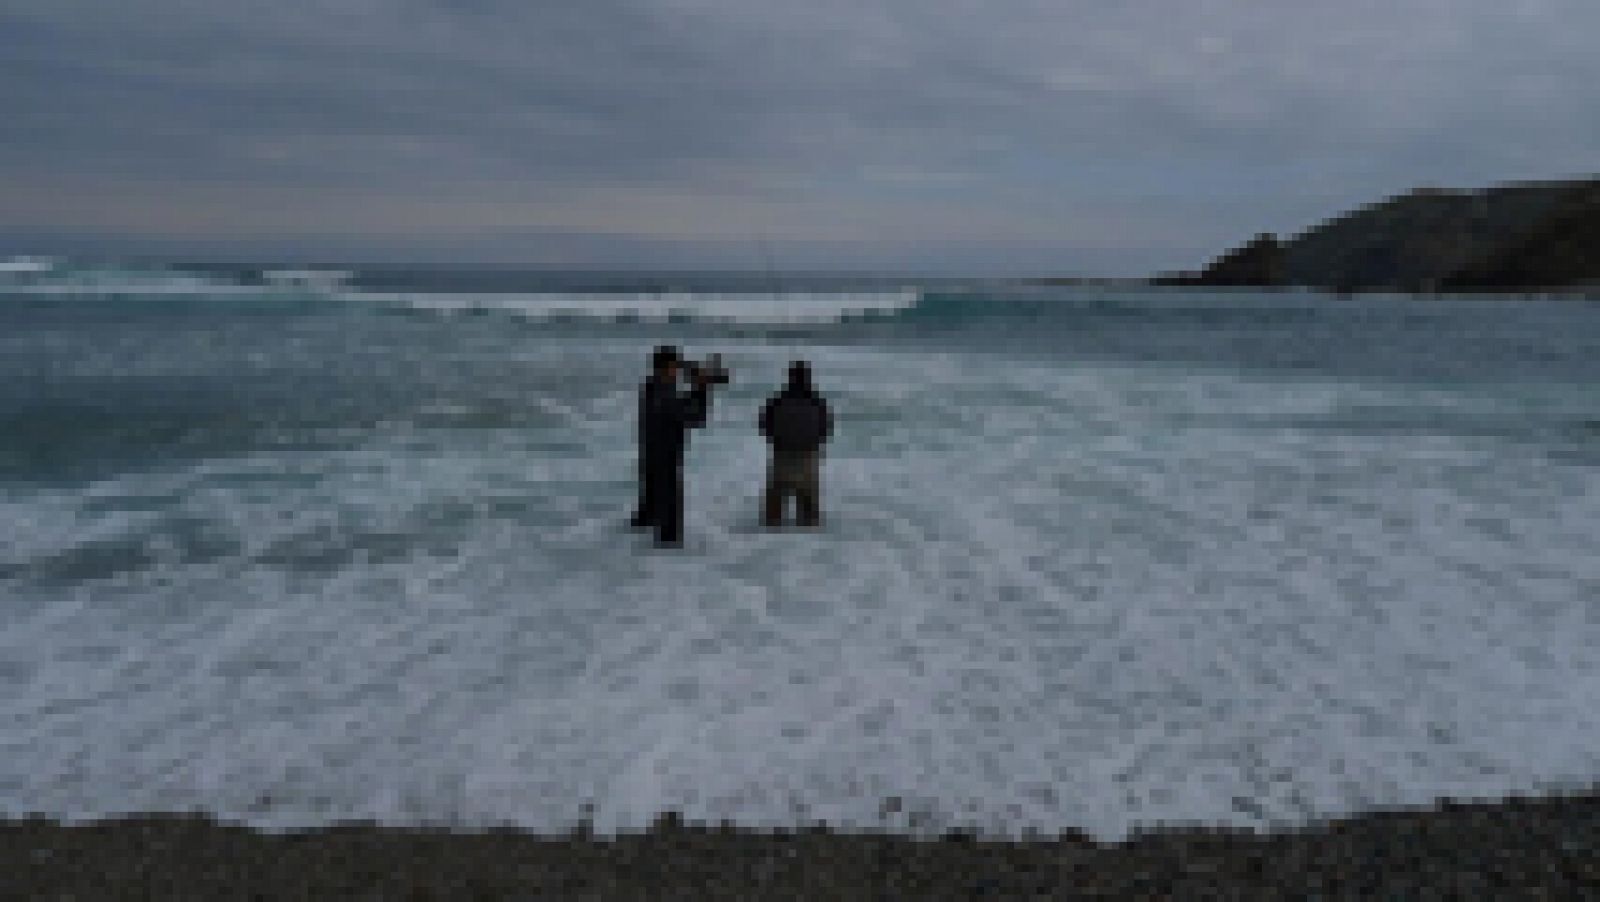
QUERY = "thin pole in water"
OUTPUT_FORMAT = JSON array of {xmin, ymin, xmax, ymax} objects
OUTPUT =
[
  {"xmin": 755, "ymin": 235, "xmax": 794, "ymax": 348},
  {"xmin": 756, "ymin": 236, "xmax": 781, "ymax": 297}
]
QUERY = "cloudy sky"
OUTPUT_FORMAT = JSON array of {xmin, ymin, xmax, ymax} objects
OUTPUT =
[{"xmin": 2, "ymin": 1, "xmax": 1597, "ymax": 274}]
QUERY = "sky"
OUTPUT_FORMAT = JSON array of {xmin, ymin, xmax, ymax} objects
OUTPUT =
[{"xmin": 2, "ymin": 1, "xmax": 1598, "ymax": 275}]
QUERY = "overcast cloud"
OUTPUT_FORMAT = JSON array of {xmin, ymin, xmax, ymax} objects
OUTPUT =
[{"xmin": 2, "ymin": 1, "xmax": 1597, "ymax": 273}]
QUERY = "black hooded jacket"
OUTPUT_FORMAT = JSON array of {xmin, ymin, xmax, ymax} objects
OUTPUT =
[
  {"xmin": 639, "ymin": 375, "xmax": 710, "ymax": 468},
  {"xmin": 759, "ymin": 383, "xmax": 831, "ymax": 456}
]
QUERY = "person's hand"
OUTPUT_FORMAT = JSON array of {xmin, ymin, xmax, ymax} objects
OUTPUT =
[{"xmin": 695, "ymin": 357, "xmax": 729, "ymax": 387}]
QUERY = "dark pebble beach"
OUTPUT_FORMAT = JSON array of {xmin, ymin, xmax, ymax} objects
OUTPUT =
[{"xmin": 5, "ymin": 790, "xmax": 1599, "ymax": 899}]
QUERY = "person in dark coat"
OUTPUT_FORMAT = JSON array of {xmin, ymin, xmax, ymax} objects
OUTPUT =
[
  {"xmin": 630, "ymin": 345, "xmax": 713, "ymax": 546},
  {"xmin": 758, "ymin": 360, "xmax": 832, "ymax": 528}
]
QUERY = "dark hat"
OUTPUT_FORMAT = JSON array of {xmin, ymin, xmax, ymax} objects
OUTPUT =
[
  {"xmin": 786, "ymin": 360, "xmax": 812, "ymax": 387},
  {"xmin": 652, "ymin": 345, "xmax": 681, "ymax": 370}
]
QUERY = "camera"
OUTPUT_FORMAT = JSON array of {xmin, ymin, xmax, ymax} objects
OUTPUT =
[{"xmin": 686, "ymin": 354, "xmax": 731, "ymax": 386}]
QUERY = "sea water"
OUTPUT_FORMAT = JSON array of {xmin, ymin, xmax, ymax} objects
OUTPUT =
[{"xmin": 2, "ymin": 261, "xmax": 1599, "ymax": 840}]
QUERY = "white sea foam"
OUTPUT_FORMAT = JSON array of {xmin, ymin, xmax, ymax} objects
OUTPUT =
[
  {"xmin": 0, "ymin": 267, "xmax": 242, "ymax": 296},
  {"xmin": 345, "ymin": 288, "xmax": 921, "ymax": 324},
  {"xmin": 0, "ymin": 255, "xmax": 57, "ymax": 276},
  {"xmin": 0, "ymin": 266, "xmax": 921, "ymax": 324},
  {"xmin": 3, "ymin": 338, "xmax": 1600, "ymax": 839}
]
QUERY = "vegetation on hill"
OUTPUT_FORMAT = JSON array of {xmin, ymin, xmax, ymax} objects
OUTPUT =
[{"xmin": 1165, "ymin": 178, "xmax": 1599, "ymax": 293}]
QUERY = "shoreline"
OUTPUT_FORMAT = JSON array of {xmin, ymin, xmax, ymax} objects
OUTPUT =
[
  {"xmin": 6, "ymin": 790, "xmax": 1597, "ymax": 898},
  {"xmin": 1023, "ymin": 278, "xmax": 1600, "ymax": 301}
]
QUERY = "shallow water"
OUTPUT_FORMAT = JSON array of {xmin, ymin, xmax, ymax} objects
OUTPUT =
[{"xmin": 3, "ymin": 269, "xmax": 1599, "ymax": 838}]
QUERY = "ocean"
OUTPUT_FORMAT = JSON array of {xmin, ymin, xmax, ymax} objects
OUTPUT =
[{"xmin": 3, "ymin": 259, "xmax": 1599, "ymax": 840}]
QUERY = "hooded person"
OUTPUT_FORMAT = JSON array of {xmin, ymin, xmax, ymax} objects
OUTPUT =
[
  {"xmin": 630, "ymin": 344, "xmax": 714, "ymax": 546},
  {"xmin": 758, "ymin": 360, "xmax": 832, "ymax": 527}
]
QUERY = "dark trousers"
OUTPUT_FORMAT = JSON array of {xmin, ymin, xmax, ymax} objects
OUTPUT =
[
  {"xmin": 633, "ymin": 458, "xmax": 684, "ymax": 544},
  {"xmin": 763, "ymin": 451, "xmax": 821, "ymax": 527}
]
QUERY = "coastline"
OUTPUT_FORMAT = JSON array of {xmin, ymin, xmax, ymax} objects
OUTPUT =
[
  {"xmin": 1022, "ymin": 277, "xmax": 1600, "ymax": 301},
  {"xmin": 7, "ymin": 790, "xmax": 1597, "ymax": 898}
]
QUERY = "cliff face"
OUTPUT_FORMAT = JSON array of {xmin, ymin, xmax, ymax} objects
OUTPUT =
[{"xmin": 1182, "ymin": 177, "xmax": 1599, "ymax": 292}]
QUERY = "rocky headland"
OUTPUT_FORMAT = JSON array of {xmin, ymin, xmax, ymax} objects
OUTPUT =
[{"xmin": 1157, "ymin": 177, "xmax": 1600, "ymax": 293}]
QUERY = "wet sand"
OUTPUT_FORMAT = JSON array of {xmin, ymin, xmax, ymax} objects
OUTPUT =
[{"xmin": 5, "ymin": 790, "xmax": 1599, "ymax": 899}]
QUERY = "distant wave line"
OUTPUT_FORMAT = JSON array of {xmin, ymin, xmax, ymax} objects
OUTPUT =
[{"xmin": 346, "ymin": 289, "xmax": 922, "ymax": 323}]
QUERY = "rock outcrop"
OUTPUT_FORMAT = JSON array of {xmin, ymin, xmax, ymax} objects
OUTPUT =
[{"xmin": 1156, "ymin": 233, "xmax": 1284, "ymax": 287}]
